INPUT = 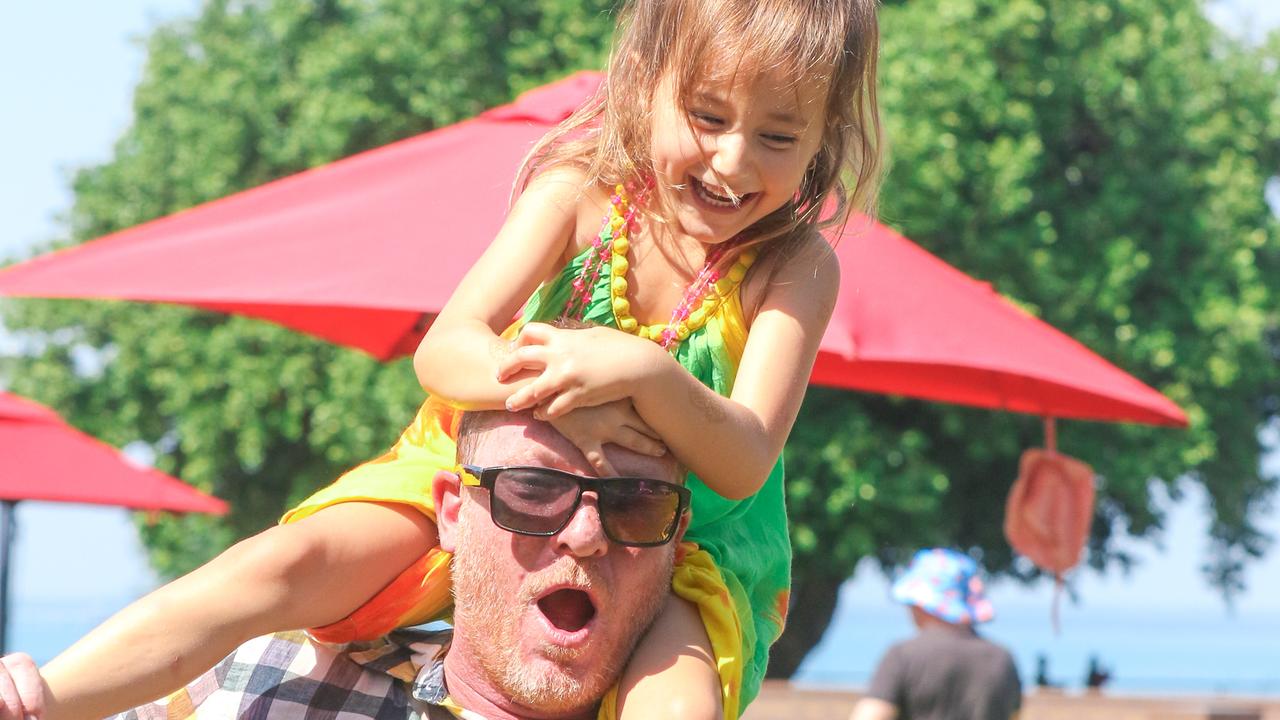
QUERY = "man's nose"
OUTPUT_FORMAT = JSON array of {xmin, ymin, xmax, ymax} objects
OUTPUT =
[{"xmin": 554, "ymin": 493, "xmax": 609, "ymax": 558}]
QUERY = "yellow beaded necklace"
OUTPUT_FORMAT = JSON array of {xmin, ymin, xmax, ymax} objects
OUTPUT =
[{"xmin": 600, "ymin": 184, "xmax": 759, "ymax": 350}]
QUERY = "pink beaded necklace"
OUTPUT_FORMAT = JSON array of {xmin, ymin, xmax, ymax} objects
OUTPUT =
[{"xmin": 561, "ymin": 182, "xmax": 757, "ymax": 351}]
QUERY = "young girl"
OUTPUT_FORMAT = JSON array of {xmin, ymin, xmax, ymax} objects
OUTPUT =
[
  {"xmin": 288, "ymin": 0, "xmax": 883, "ymax": 713},
  {"xmin": 11, "ymin": 0, "xmax": 882, "ymax": 718}
]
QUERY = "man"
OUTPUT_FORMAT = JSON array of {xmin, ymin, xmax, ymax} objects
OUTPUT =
[
  {"xmin": 0, "ymin": 410, "xmax": 689, "ymax": 719},
  {"xmin": 850, "ymin": 549, "xmax": 1022, "ymax": 720}
]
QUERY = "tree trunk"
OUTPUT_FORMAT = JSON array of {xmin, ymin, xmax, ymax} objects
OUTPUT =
[{"xmin": 766, "ymin": 571, "xmax": 845, "ymax": 678}]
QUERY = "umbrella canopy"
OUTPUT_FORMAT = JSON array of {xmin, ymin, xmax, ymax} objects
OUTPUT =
[
  {"xmin": 0, "ymin": 72, "xmax": 605, "ymax": 360},
  {"xmin": 0, "ymin": 391, "xmax": 229, "ymax": 512},
  {"xmin": 0, "ymin": 390, "xmax": 227, "ymax": 651},
  {"xmin": 815, "ymin": 218, "xmax": 1187, "ymax": 426},
  {"xmin": 0, "ymin": 72, "xmax": 1185, "ymax": 427}
]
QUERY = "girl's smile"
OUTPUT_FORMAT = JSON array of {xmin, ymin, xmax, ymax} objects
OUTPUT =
[{"xmin": 689, "ymin": 176, "xmax": 755, "ymax": 210}]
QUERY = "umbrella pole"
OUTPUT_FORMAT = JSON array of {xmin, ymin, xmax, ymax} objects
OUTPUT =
[{"xmin": 0, "ymin": 499, "xmax": 15, "ymax": 654}]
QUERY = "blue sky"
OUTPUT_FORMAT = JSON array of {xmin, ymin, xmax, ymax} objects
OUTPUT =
[{"xmin": 1, "ymin": 0, "xmax": 1278, "ymax": 654}]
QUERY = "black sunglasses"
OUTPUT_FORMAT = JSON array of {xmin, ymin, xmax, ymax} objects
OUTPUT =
[{"xmin": 457, "ymin": 464, "xmax": 690, "ymax": 547}]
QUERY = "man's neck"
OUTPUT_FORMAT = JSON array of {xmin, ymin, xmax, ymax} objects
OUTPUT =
[
  {"xmin": 441, "ymin": 651, "xmax": 597, "ymax": 720},
  {"xmin": 918, "ymin": 617, "xmax": 975, "ymax": 635}
]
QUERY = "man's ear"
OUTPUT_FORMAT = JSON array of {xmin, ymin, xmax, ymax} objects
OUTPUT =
[
  {"xmin": 433, "ymin": 469, "xmax": 464, "ymax": 553},
  {"xmin": 674, "ymin": 509, "xmax": 691, "ymax": 545}
]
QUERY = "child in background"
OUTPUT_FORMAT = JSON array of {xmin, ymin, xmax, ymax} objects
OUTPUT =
[{"xmin": 4, "ymin": 0, "xmax": 883, "ymax": 718}]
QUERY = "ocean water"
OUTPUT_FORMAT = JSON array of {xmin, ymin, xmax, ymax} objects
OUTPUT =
[{"xmin": 796, "ymin": 584, "xmax": 1280, "ymax": 696}]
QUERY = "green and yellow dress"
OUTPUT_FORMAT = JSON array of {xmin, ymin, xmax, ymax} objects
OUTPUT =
[{"xmin": 282, "ymin": 226, "xmax": 791, "ymax": 719}]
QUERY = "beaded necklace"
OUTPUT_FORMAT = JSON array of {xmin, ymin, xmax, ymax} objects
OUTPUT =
[{"xmin": 561, "ymin": 183, "xmax": 758, "ymax": 351}]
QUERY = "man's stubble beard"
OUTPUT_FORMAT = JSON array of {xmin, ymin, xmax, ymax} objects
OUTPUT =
[{"xmin": 450, "ymin": 509, "xmax": 674, "ymax": 712}]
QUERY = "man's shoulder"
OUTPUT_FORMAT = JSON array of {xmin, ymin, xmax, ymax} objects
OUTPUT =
[
  {"xmin": 968, "ymin": 633, "xmax": 1017, "ymax": 664},
  {"xmin": 887, "ymin": 629, "xmax": 943, "ymax": 655},
  {"xmin": 894, "ymin": 627, "xmax": 1011, "ymax": 662}
]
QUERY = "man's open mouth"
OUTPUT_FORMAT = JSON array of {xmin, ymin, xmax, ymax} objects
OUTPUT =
[
  {"xmin": 690, "ymin": 176, "xmax": 752, "ymax": 209},
  {"xmin": 537, "ymin": 588, "xmax": 597, "ymax": 634}
]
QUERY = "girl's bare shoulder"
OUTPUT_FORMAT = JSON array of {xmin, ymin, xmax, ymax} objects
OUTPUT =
[
  {"xmin": 524, "ymin": 165, "xmax": 612, "ymax": 263},
  {"xmin": 740, "ymin": 229, "xmax": 840, "ymax": 324},
  {"xmin": 573, "ymin": 179, "xmax": 613, "ymax": 251}
]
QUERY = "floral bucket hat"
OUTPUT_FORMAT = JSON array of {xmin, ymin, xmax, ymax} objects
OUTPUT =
[{"xmin": 890, "ymin": 548, "xmax": 995, "ymax": 625}]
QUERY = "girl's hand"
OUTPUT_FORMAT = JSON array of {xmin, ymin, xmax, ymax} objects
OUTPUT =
[
  {"xmin": 498, "ymin": 323, "xmax": 666, "ymax": 417},
  {"xmin": 544, "ymin": 400, "xmax": 668, "ymax": 476}
]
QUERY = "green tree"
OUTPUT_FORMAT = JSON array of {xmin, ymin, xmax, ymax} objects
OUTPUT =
[
  {"xmin": 2, "ymin": 0, "xmax": 1277, "ymax": 681},
  {"xmin": 773, "ymin": 0, "xmax": 1280, "ymax": 674},
  {"xmin": 1, "ymin": 0, "xmax": 616, "ymax": 573}
]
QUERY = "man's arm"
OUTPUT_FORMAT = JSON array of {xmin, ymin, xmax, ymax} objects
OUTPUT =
[
  {"xmin": 849, "ymin": 697, "xmax": 898, "ymax": 720},
  {"xmin": 29, "ymin": 501, "xmax": 434, "ymax": 720}
]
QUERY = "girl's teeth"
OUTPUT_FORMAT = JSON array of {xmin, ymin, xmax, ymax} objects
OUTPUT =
[{"xmin": 695, "ymin": 179, "xmax": 740, "ymax": 207}]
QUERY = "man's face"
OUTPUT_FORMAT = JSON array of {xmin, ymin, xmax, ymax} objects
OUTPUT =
[{"xmin": 437, "ymin": 416, "xmax": 684, "ymax": 718}]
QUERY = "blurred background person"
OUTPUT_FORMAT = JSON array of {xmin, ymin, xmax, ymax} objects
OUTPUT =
[
  {"xmin": 850, "ymin": 549, "xmax": 1021, "ymax": 720},
  {"xmin": 1033, "ymin": 654, "xmax": 1059, "ymax": 691},
  {"xmin": 1085, "ymin": 654, "xmax": 1112, "ymax": 691}
]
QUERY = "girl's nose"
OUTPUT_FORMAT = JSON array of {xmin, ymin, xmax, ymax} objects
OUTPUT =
[{"xmin": 709, "ymin": 133, "xmax": 749, "ymax": 181}]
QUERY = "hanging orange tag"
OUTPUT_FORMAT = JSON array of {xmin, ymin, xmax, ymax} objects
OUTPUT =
[{"xmin": 1004, "ymin": 447, "xmax": 1095, "ymax": 578}]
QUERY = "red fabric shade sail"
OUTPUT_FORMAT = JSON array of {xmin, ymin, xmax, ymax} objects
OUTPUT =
[
  {"xmin": 0, "ymin": 391, "xmax": 228, "ymax": 514},
  {"xmin": 0, "ymin": 72, "xmax": 1185, "ymax": 427}
]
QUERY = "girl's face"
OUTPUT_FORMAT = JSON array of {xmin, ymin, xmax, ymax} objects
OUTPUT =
[{"xmin": 648, "ymin": 68, "xmax": 827, "ymax": 246}]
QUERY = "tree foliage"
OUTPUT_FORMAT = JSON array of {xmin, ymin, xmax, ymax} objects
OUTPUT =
[
  {"xmin": 774, "ymin": 0, "xmax": 1280, "ymax": 674},
  {"xmin": 2, "ymin": 0, "xmax": 1277, "ymax": 678},
  {"xmin": 1, "ymin": 0, "xmax": 616, "ymax": 572}
]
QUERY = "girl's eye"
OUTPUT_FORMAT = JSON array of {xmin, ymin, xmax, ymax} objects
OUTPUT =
[
  {"xmin": 761, "ymin": 133, "xmax": 798, "ymax": 148},
  {"xmin": 690, "ymin": 112, "xmax": 724, "ymax": 127}
]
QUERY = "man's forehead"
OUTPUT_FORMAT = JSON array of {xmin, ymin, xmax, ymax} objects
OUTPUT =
[{"xmin": 469, "ymin": 417, "xmax": 680, "ymax": 482}]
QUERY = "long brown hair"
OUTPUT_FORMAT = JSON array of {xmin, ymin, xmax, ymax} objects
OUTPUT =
[{"xmin": 521, "ymin": 0, "xmax": 884, "ymax": 256}]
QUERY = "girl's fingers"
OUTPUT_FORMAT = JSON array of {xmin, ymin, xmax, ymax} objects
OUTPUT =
[
  {"xmin": 607, "ymin": 403, "xmax": 661, "ymax": 440},
  {"xmin": 506, "ymin": 376, "xmax": 562, "ymax": 412},
  {"xmin": 619, "ymin": 413, "xmax": 662, "ymax": 441},
  {"xmin": 495, "ymin": 345, "xmax": 549, "ymax": 381},
  {"xmin": 504, "ymin": 386, "xmax": 537, "ymax": 412},
  {"xmin": 580, "ymin": 444, "xmax": 617, "ymax": 477},
  {"xmin": 610, "ymin": 426, "xmax": 668, "ymax": 457},
  {"xmin": 514, "ymin": 322, "xmax": 553, "ymax": 347},
  {"xmin": 543, "ymin": 389, "xmax": 587, "ymax": 419}
]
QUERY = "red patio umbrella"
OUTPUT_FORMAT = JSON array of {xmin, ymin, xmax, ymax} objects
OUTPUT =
[
  {"xmin": 0, "ymin": 390, "xmax": 228, "ymax": 650},
  {"xmin": 0, "ymin": 72, "xmax": 1185, "ymax": 427},
  {"xmin": 0, "ymin": 72, "xmax": 606, "ymax": 361},
  {"xmin": 816, "ymin": 217, "xmax": 1187, "ymax": 426}
]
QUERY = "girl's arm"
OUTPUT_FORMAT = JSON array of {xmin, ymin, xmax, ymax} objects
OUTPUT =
[
  {"xmin": 32, "ymin": 501, "xmax": 434, "ymax": 720},
  {"xmin": 504, "ymin": 234, "xmax": 840, "ymax": 499},
  {"xmin": 412, "ymin": 167, "xmax": 588, "ymax": 409},
  {"xmin": 629, "ymin": 236, "xmax": 839, "ymax": 498}
]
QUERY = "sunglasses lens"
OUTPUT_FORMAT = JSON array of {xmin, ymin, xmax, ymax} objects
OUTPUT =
[
  {"xmin": 600, "ymin": 479, "xmax": 682, "ymax": 545},
  {"xmin": 491, "ymin": 468, "xmax": 580, "ymax": 534}
]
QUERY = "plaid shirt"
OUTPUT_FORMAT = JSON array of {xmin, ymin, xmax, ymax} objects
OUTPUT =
[{"xmin": 113, "ymin": 629, "xmax": 470, "ymax": 720}]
